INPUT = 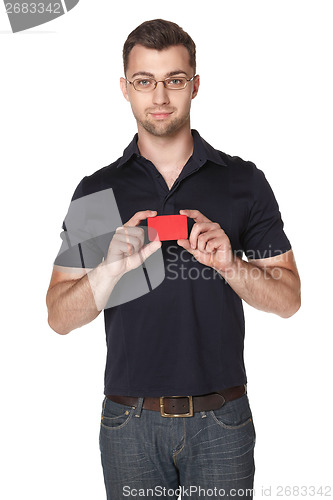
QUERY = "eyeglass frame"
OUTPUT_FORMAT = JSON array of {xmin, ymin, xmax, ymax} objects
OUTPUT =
[{"xmin": 125, "ymin": 75, "xmax": 197, "ymax": 92}]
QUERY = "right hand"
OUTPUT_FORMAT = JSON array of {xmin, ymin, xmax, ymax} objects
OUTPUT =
[{"xmin": 103, "ymin": 210, "xmax": 161, "ymax": 278}]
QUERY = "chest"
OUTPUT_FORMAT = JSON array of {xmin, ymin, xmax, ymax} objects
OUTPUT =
[
  {"xmin": 158, "ymin": 167, "xmax": 183, "ymax": 190},
  {"xmin": 111, "ymin": 163, "xmax": 249, "ymax": 256}
]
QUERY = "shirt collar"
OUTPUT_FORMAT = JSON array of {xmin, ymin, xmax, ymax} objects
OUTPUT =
[
  {"xmin": 117, "ymin": 133, "xmax": 141, "ymax": 168},
  {"xmin": 191, "ymin": 129, "xmax": 227, "ymax": 167},
  {"xmin": 116, "ymin": 129, "xmax": 227, "ymax": 169}
]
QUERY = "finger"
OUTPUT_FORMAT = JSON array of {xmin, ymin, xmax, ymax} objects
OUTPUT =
[
  {"xmin": 177, "ymin": 239, "xmax": 192, "ymax": 251},
  {"xmin": 205, "ymin": 236, "xmax": 227, "ymax": 254},
  {"xmin": 206, "ymin": 238, "xmax": 232, "ymax": 263},
  {"xmin": 177, "ymin": 239, "xmax": 202, "ymax": 260},
  {"xmin": 139, "ymin": 240, "xmax": 162, "ymax": 261},
  {"xmin": 179, "ymin": 209, "xmax": 211, "ymax": 223},
  {"xmin": 177, "ymin": 239, "xmax": 203, "ymax": 263},
  {"xmin": 112, "ymin": 236, "xmax": 142, "ymax": 255},
  {"xmin": 111, "ymin": 239, "xmax": 138, "ymax": 258},
  {"xmin": 115, "ymin": 227, "xmax": 145, "ymax": 248},
  {"xmin": 196, "ymin": 228, "xmax": 223, "ymax": 253},
  {"xmin": 128, "ymin": 240, "xmax": 162, "ymax": 269},
  {"xmin": 124, "ymin": 210, "xmax": 157, "ymax": 227},
  {"xmin": 189, "ymin": 222, "xmax": 220, "ymax": 249}
]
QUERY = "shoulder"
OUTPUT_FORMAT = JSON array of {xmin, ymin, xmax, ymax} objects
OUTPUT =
[
  {"xmin": 200, "ymin": 133, "xmax": 258, "ymax": 177},
  {"xmin": 205, "ymin": 138, "xmax": 272, "ymax": 202},
  {"xmin": 71, "ymin": 157, "xmax": 123, "ymax": 201},
  {"xmin": 223, "ymin": 152, "xmax": 256, "ymax": 171},
  {"xmin": 221, "ymin": 152, "xmax": 273, "ymax": 201},
  {"xmin": 212, "ymin": 145, "xmax": 260, "ymax": 184},
  {"xmin": 195, "ymin": 131, "xmax": 257, "ymax": 177}
]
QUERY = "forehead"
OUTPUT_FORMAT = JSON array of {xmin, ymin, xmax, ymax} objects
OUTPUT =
[{"xmin": 126, "ymin": 44, "xmax": 192, "ymax": 78}]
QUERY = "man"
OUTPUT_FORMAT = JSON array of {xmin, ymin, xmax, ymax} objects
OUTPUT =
[{"xmin": 46, "ymin": 19, "xmax": 301, "ymax": 500}]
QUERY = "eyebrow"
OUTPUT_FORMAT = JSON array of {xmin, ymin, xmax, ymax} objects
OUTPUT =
[{"xmin": 130, "ymin": 70, "xmax": 189, "ymax": 79}]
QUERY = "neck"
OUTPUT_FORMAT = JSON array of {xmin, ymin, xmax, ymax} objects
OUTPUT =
[{"xmin": 137, "ymin": 123, "xmax": 194, "ymax": 171}]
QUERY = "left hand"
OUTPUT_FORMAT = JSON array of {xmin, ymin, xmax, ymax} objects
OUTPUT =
[{"xmin": 177, "ymin": 209, "xmax": 234, "ymax": 273}]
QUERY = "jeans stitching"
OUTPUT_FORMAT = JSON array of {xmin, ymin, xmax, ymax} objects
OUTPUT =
[
  {"xmin": 100, "ymin": 402, "xmax": 135, "ymax": 430},
  {"xmin": 172, "ymin": 419, "xmax": 186, "ymax": 466},
  {"xmin": 210, "ymin": 410, "xmax": 253, "ymax": 429}
]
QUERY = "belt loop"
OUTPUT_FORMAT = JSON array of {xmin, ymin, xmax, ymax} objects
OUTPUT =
[
  {"xmin": 102, "ymin": 396, "xmax": 107, "ymax": 412},
  {"xmin": 134, "ymin": 397, "xmax": 144, "ymax": 418}
]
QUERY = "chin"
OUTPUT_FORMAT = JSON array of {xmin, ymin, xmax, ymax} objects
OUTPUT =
[{"xmin": 141, "ymin": 118, "xmax": 187, "ymax": 137}]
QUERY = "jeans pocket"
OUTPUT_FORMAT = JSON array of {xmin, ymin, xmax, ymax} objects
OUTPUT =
[
  {"xmin": 210, "ymin": 394, "xmax": 253, "ymax": 429},
  {"xmin": 100, "ymin": 397, "xmax": 134, "ymax": 430}
]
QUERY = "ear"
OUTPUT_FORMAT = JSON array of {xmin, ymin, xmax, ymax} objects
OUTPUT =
[
  {"xmin": 120, "ymin": 77, "xmax": 130, "ymax": 102},
  {"xmin": 191, "ymin": 74, "xmax": 200, "ymax": 100}
]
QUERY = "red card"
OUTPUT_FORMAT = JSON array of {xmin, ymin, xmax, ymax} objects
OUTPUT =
[{"xmin": 148, "ymin": 215, "xmax": 188, "ymax": 241}]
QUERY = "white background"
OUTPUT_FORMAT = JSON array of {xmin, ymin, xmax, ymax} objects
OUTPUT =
[{"xmin": 1, "ymin": 1, "xmax": 332, "ymax": 499}]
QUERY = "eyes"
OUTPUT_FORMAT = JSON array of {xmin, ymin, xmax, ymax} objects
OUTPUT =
[
  {"xmin": 133, "ymin": 77, "xmax": 188, "ymax": 91},
  {"xmin": 137, "ymin": 79, "xmax": 152, "ymax": 87},
  {"xmin": 127, "ymin": 75, "xmax": 195, "ymax": 92},
  {"xmin": 169, "ymin": 78, "xmax": 183, "ymax": 85},
  {"xmin": 137, "ymin": 78, "xmax": 184, "ymax": 86}
]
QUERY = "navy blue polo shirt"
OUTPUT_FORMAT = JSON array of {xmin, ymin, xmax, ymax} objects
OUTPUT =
[{"xmin": 54, "ymin": 130, "xmax": 291, "ymax": 397}]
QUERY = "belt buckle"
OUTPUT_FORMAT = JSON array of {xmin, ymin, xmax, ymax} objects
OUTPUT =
[{"xmin": 159, "ymin": 395, "xmax": 194, "ymax": 417}]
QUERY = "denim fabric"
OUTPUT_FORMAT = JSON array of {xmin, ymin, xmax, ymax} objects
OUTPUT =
[{"xmin": 99, "ymin": 394, "xmax": 255, "ymax": 499}]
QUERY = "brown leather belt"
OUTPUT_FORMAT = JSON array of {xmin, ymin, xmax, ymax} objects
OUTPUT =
[{"xmin": 106, "ymin": 385, "xmax": 246, "ymax": 417}]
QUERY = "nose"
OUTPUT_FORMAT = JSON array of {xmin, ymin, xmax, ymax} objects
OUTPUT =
[{"xmin": 152, "ymin": 81, "xmax": 170, "ymax": 106}]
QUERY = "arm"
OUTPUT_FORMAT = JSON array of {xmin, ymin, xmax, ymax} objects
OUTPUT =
[
  {"xmin": 219, "ymin": 250, "xmax": 301, "ymax": 318},
  {"xmin": 46, "ymin": 210, "xmax": 161, "ymax": 335},
  {"xmin": 46, "ymin": 264, "xmax": 120, "ymax": 335},
  {"xmin": 177, "ymin": 209, "xmax": 301, "ymax": 318}
]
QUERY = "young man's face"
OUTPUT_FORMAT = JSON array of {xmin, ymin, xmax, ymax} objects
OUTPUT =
[{"xmin": 120, "ymin": 44, "xmax": 200, "ymax": 138}]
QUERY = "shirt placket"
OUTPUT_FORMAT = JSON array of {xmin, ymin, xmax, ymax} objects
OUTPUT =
[{"xmin": 140, "ymin": 156, "xmax": 206, "ymax": 214}]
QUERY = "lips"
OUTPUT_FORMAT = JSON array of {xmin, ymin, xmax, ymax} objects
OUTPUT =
[
  {"xmin": 150, "ymin": 111, "xmax": 173, "ymax": 120},
  {"xmin": 152, "ymin": 114, "xmax": 171, "ymax": 119}
]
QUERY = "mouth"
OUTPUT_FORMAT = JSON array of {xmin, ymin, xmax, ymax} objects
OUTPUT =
[{"xmin": 149, "ymin": 111, "xmax": 173, "ymax": 120}]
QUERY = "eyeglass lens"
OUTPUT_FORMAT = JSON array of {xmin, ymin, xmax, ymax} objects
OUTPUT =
[{"xmin": 133, "ymin": 77, "xmax": 188, "ymax": 91}]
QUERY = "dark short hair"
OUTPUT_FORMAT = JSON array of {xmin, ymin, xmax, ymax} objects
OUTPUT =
[{"xmin": 123, "ymin": 19, "xmax": 196, "ymax": 75}]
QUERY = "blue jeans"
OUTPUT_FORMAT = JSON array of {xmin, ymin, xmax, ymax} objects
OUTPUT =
[{"xmin": 99, "ymin": 393, "xmax": 255, "ymax": 499}]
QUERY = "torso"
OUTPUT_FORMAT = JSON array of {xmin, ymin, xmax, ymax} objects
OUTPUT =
[
  {"xmin": 164, "ymin": 175, "xmax": 179, "ymax": 190},
  {"xmin": 158, "ymin": 167, "xmax": 184, "ymax": 190}
]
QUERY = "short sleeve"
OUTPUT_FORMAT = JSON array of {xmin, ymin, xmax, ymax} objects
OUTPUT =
[
  {"xmin": 241, "ymin": 165, "xmax": 291, "ymax": 260},
  {"xmin": 53, "ymin": 178, "xmax": 122, "ymax": 269}
]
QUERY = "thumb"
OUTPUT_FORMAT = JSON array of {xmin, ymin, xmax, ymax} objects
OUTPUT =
[
  {"xmin": 139, "ymin": 240, "xmax": 162, "ymax": 261},
  {"xmin": 179, "ymin": 209, "xmax": 211, "ymax": 223}
]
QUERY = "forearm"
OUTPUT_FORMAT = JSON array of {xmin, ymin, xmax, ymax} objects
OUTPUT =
[
  {"xmin": 219, "ymin": 257, "xmax": 301, "ymax": 318},
  {"xmin": 47, "ymin": 262, "xmax": 121, "ymax": 335}
]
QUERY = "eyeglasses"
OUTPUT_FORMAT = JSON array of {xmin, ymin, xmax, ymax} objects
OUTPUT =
[{"xmin": 126, "ymin": 75, "xmax": 196, "ymax": 92}]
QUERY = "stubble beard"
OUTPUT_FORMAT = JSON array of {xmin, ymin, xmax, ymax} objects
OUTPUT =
[{"xmin": 136, "ymin": 110, "xmax": 191, "ymax": 138}]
